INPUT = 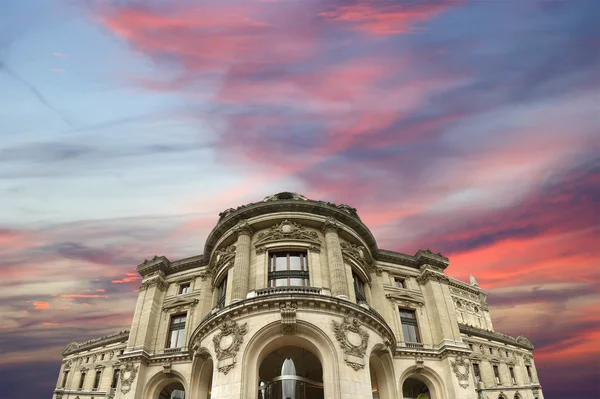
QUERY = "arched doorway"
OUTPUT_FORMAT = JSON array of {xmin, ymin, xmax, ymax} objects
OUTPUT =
[
  {"xmin": 402, "ymin": 377, "xmax": 429, "ymax": 399},
  {"xmin": 158, "ymin": 381, "xmax": 185, "ymax": 399},
  {"xmin": 258, "ymin": 346, "xmax": 323, "ymax": 399},
  {"xmin": 197, "ymin": 357, "xmax": 213, "ymax": 399}
]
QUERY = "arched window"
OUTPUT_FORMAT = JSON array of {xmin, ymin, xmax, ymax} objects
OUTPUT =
[
  {"xmin": 258, "ymin": 346, "xmax": 323, "ymax": 399},
  {"xmin": 352, "ymin": 271, "xmax": 366, "ymax": 303}
]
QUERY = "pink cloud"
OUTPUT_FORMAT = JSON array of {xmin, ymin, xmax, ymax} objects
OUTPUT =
[
  {"xmin": 51, "ymin": 68, "xmax": 66, "ymax": 73},
  {"xmin": 95, "ymin": 289, "xmax": 106, "ymax": 292},
  {"xmin": 42, "ymin": 322, "xmax": 59, "ymax": 326},
  {"xmin": 33, "ymin": 301, "xmax": 50, "ymax": 309},
  {"xmin": 53, "ymin": 52, "xmax": 67, "ymax": 57},
  {"xmin": 60, "ymin": 294, "xmax": 109, "ymax": 299}
]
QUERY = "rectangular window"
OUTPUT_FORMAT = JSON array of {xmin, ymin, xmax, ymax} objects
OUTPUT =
[
  {"xmin": 468, "ymin": 343, "xmax": 473, "ymax": 351},
  {"xmin": 353, "ymin": 271, "xmax": 366, "ymax": 303},
  {"xmin": 394, "ymin": 278, "xmax": 405, "ymax": 288},
  {"xmin": 493, "ymin": 365, "xmax": 501, "ymax": 385},
  {"xmin": 167, "ymin": 314, "xmax": 187, "ymax": 348},
  {"xmin": 400, "ymin": 309, "xmax": 421, "ymax": 343},
  {"xmin": 509, "ymin": 367, "xmax": 516, "ymax": 384},
  {"xmin": 217, "ymin": 276, "xmax": 227, "ymax": 308},
  {"xmin": 62, "ymin": 371, "xmax": 69, "ymax": 388},
  {"xmin": 93, "ymin": 370, "xmax": 101, "ymax": 390},
  {"xmin": 79, "ymin": 372, "xmax": 86, "ymax": 390},
  {"xmin": 473, "ymin": 363, "xmax": 481, "ymax": 383},
  {"xmin": 268, "ymin": 251, "xmax": 309, "ymax": 287},
  {"xmin": 101, "ymin": 353, "xmax": 105, "ymax": 361},
  {"xmin": 526, "ymin": 365, "xmax": 533, "ymax": 382},
  {"xmin": 119, "ymin": 349, "xmax": 124, "ymax": 355},
  {"xmin": 86, "ymin": 357, "xmax": 89, "ymax": 363},
  {"xmin": 489, "ymin": 347, "xmax": 493, "ymax": 354},
  {"xmin": 111, "ymin": 369, "xmax": 120, "ymax": 389},
  {"xmin": 178, "ymin": 283, "xmax": 190, "ymax": 295}
]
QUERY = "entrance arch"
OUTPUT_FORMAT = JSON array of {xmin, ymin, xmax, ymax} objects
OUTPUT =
[
  {"xmin": 399, "ymin": 366, "xmax": 446, "ymax": 399},
  {"xmin": 258, "ymin": 346, "xmax": 323, "ymax": 399},
  {"xmin": 368, "ymin": 345, "xmax": 396, "ymax": 399},
  {"xmin": 402, "ymin": 378, "xmax": 429, "ymax": 399},
  {"xmin": 241, "ymin": 321, "xmax": 341, "ymax": 399},
  {"xmin": 159, "ymin": 381, "xmax": 185, "ymax": 399},
  {"xmin": 144, "ymin": 370, "xmax": 188, "ymax": 399}
]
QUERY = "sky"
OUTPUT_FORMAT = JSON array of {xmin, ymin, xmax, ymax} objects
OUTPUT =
[{"xmin": 0, "ymin": 0, "xmax": 599, "ymax": 398}]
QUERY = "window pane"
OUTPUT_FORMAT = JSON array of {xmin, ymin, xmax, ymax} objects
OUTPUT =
[
  {"xmin": 400, "ymin": 310, "xmax": 415, "ymax": 319},
  {"xmin": 275, "ymin": 255, "xmax": 287, "ymax": 271},
  {"xmin": 275, "ymin": 278, "xmax": 287, "ymax": 287},
  {"xmin": 177, "ymin": 329, "xmax": 185, "ymax": 347},
  {"xmin": 289, "ymin": 278, "xmax": 305, "ymax": 286},
  {"xmin": 170, "ymin": 330, "xmax": 178, "ymax": 348},
  {"xmin": 289, "ymin": 255, "xmax": 302, "ymax": 270}
]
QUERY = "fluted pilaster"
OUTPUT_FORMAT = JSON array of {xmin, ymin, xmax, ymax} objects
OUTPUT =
[
  {"xmin": 322, "ymin": 217, "xmax": 349, "ymax": 298},
  {"xmin": 230, "ymin": 220, "xmax": 253, "ymax": 302}
]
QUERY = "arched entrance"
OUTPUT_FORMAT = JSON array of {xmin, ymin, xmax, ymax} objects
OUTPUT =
[
  {"xmin": 158, "ymin": 381, "xmax": 185, "ymax": 399},
  {"xmin": 368, "ymin": 346, "xmax": 395, "ymax": 399},
  {"xmin": 402, "ymin": 378, "xmax": 429, "ymax": 399},
  {"xmin": 258, "ymin": 346, "xmax": 323, "ymax": 399},
  {"xmin": 197, "ymin": 357, "xmax": 213, "ymax": 399}
]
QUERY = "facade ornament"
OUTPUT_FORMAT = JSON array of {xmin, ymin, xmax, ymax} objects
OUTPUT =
[
  {"xmin": 55, "ymin": 393, "xmax": 63, "ymax": 399},
  {"xmin": 212, "ymin": 319, "xmax": 249, "ymax": 374},
  {"xmin": 516, "ymin": 334, "xmax": 533, "ymax": 348},
  {"xmin": 232, "ymin": 219, "xmax": 254, "ymax": 237},
  {"xmin": 210, "ymin": 244, "xmax": 236, "ymax": 272},
  {"xmin": 162, "ymin": 362, "xmax": 172, "ymax": 375},
  {"xmin": 254, "ymin": 220, "xmax": 321, "ymax": 249},
  {"xmin": 139, "ymin": 278, "xmax": 168, "ymax": 292},
  {"xmin": 255, "ymin": 246, "xmax": 267, "ymax": 254},
  {"xmin": 321, "ymin": 217, "xmax": 340, "ymax": 233},
  {"xmin": 470, "ymin": 274, "xmax": 479, "ymax": 287},
  {"xmin": 332, "ymin": 317, "xmax": 369, "ymax": 371},
  {"xmin": 451, "ymin": 355, "xmax": 470, "ymax": 389},
  {"xmin": 340, "ymin": 241, "xmax": 371, "ymax": 269},
  {"xmin": 119, "ymin": 361, "xmax": 139, "ymax": 394},
  {"xmin": 280, "ymin": 302, "xmax": 297, "ymax": 334},
  {"xmin": 308, "ymin": 245, "xmax": 321, "ymax": 253},
  {"xmin": 92, "ymin": 354, "xmax": 97, "ymax": 362},
  {"xmin": 62, "ymin": 342, "xmax": 79, "ymax": 356},
  {"xmin": 263, "ymin": 192, "xmax": 308, "ymax": 202},
  {"xmin": 415, "ymin": 354, "xmax": 425, "ymax": 372},
  {"xmin": 417, "ymin": 269, "xmax": 450, "ymax": 285}
]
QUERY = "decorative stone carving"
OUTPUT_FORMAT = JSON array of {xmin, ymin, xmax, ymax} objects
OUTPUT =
[
  {"xmin": 307, "ymin": 245, "xmax": 321, "ymax": 253},
  {"xmin": 162, "ymin": 298, "xmax": 199, "ymax": 314},
  {"xmin": 255, "ymin": 220, "xmax": 321, "ymax": 249},
  {"xmin": 210, "ymin": 244, "xmax": 236, "ymax": 272},
  {"xmin": 232, "ymin": 219, "xmax": 254, "ymax": 236},
  {"xmin": 415, "ymin": 354, "xmax": 425, "ymax": 372},
  {"xmin": 162, "ymin": 362, "xmax": 172, "ymax": 375},
  {"xmin": 280, "ymin": 302, "xmax": 297, "ymax": 334},
  {"xmin": 451, "ymin": 355, "xmax": 470, "ymax": 389},
  {"xmin": 516, "ymin": 334, "xmax": 533, "ymax": 347},
  {"xmin": 119, "ymin": 361, "xmax": 139, "ymax": 394},
  {"xmin": 55, "ymin": 393, "xmax": 63, "ymax": 399},
  {"xmin": 255, "ymin": 246, "xmax": 267, "ymax": 254},
  {"xmin": 263, "ymin": 192, "xmax": 308, "ymax": 202},
  {"xmin": 92, "ymin": 354, "xmax": 97, "ymax": 362},
  {"xmin": 212, "ymin": 319, "xmax": 248, "ymax": 374},
  {"xmin": 340, "ymin": 241, "xmax": 372, "ymax": 270},
  {"xmin": 321, "ymin": 217, "xmax": 340, "ymax": 233},
  {"xmin": 385, "ymin": 292, "xmax": 424, "ymax": 307},
  {"xmin": 332, "ymin": 317, "xmax": 369, "ymax": 371},
  {"xmin": 417, "ymin": 269, "xmax": 450, "ymax": 285},
  {"xmin": 139, "ymin": 278, "xmax": 168, "ymax": 292}
]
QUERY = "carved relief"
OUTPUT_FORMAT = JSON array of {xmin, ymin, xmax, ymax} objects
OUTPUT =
[
  {"xmin": 210, "ymin": 244, "xmax": 236, "ymax": 272},
  {"xmin": 212, "ymin": 319, "xmax": 249, "ymax": 374},
  {"xmin": 415, "ymin": 354, "xmax": 425, "ymax": 372},
  {"xmin": 232, "ymin": 219, "xmax": 254, "ymax": 236},
  {"xmin": 417, "ymin": 269, "xmax": 450, "ymax": 285},
  {"xmin": 340, "ymin": 241, "xmax": 372, "ymax": 270},
  {"xmin": 119, "ymin": 361, "xmax": 139, "ymax": 394},
  {"xmin": 139, "ymin": 278, "xmax": 168, "ymax": 292},
  {"xmin": 451, "ymin": 355, "xmax": 470, "ymax": 389},
  {"xmin": 280, "ymin": 302, "xmax": 297, "ymax": 334},
  {"xmin": 332, "ymin": 317, "xmax": 369, "ymax": 371},
  {"xmin": 321, "ymin": 217, "xmax": 340, "ymax": 233},
  {"xmin": 255, "ymin": 220, "xmax": 321, "ymax": 249},
  {"xmin": 516, "ymin": 334, "xmax": 533, "ymax": 348}
]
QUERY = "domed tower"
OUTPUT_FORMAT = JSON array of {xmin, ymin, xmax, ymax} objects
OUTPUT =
[{"xmin": 53, "ymin": 193, "xmax": 543, "ymax": 399}]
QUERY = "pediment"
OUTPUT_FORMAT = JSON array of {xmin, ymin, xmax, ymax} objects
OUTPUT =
[
  {"xmin": 385, "ymin": 291, "xmax": 425, "ymax": 305},
  {"xmin": 163, "ymin": 297, "xmax": 199, "ymax": 312}
]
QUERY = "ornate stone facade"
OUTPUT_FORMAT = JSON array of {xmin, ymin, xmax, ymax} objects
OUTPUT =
[{"xmin": 53, "ymin": 193, "xmax": 544, "ymax": 399}]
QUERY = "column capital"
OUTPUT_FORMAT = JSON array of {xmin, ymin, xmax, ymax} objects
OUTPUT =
[
  {"xmin": 232, "ymin": 219, "xmax": 254, "ymax": 237},
  {"xmin": 321, "ymin": 217, "xmax": 340, "ymax": 233}
]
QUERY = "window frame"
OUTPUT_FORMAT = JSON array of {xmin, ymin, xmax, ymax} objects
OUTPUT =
[
  {"xmin": 472, "ymin": 363, "xmax": 481, "ymax": 383},
  {"xmin": 166, "ymin": 313, "xmax": 187, "ymax": 349},
  {"xmin": 216, "ymin": 275, "xmax": 227, "ymax": 308},
  {"xmin": 352, "ymin": 270, "xmax": 367, "ymax": 303},
  {"xmin": 178, "ymin": 282, "xmax": 191, "ymax": 295},
  {"xmin": 393, "ymin": 277, "xmax": 405, "ymax": 289},
  {"xmin": 111, "ymin": 368, "xmax": 120, "ymax": 389},
  {"xmin": 493, "ymin": 364, "xmax": 501, "ymax": 385},
  {"xmin": 61, "ymin": 370, "xmax": 69, "ymax": 388},
  {"xmin": 267, "ymin": 250, "xmax": 310, "ymax": 287},
  {"xmin": 526, "ymin": 365, "xmax": 533, "ymax": 382},
  {"xmin": 79, "ymin": 371, "xmax": 86, "ymax": 390},
  {"xmin": 93, "ymin": 370, "xmax": 102, "ymax": 390},
  {"xmin": 399, "ymin": 308, "xmax": 421, "ymax": 343},
  {"xmin": 509, "ymin": 366, "xmax": 516, "ymax": 385}
]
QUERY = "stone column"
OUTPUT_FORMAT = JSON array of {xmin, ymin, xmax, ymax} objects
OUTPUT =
[
  {"xmin": 230, "ymin": 220, "xmax": 254, "ymax": 303},
  {"xmin": 321, "ymin": 218, "xmax": 349, "ymax": 298},
  {"xmin": 128, "ymin": 273, "xmax": 168, "ymax": 351}
]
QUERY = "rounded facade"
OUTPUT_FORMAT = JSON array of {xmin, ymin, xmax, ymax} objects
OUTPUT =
[{"xmin": 53, "ymin": 193, "xmax": 543, "ymax": 399}]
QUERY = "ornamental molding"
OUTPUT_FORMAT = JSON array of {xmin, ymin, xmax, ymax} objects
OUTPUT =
[
  {"xmin": 451, "ymin": 355, "xmax": 470, "ymax": 389},
  {"xmin": 308, "ymin": 245, "xmax": 321, "ymax": 253},
  {"xmin": 280, "ymin": 302, "xmax": 297, "ymax": 334},
  {"xmin": 385, "ymin": 292, "xmax": 425, "ymax": 307},
  {"xmin": 210, "ymin": 244, "xmax": 236, "ymax": 273},
  {"xmin": 119, "ymin": 361, "xmax": 139, "ymax": 394},
  {"xmin": 415, "ymin": 354, "xmax": 425, "ymax": 372},
  {"xmin": 458, "ymin": 324, "xmax": 534, "ymax": 350},
  {"xmin": 340, "ymin": 241, "xmax": 372, "ymax": 270},
  {"xmin": 139, "ymin": 277, "xmax": 168, "ymax": 292},
  {"xmin": 416, "ymin": 269, "xmax": 450, "ymax": 285},
  {"xmin": 255, "ymin": 220, "xmax": 321, "ymax": 249},
  {"xmin": 212, "ymin": 319, "xmax": 248, "ymax": 374},
  {"xmin": 516, "ymin": 334, "xmax": 533, "ymax": 347},
  {"xmin": 162, "ymin": 298, "xmax": 199, "ymax": 314},
  {"xmin": 332, "ymin": 317, "xmax": 369, "ymax": 371}
]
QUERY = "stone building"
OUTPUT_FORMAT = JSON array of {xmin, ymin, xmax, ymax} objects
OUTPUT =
[{"xmin": 53, "ymin": 192, "xmax": 544, "ymax": 399}]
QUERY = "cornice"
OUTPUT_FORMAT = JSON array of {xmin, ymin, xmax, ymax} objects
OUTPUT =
[
  {"xmin": 62, "ymin": 330, "xmax": 130, "ymax": 356},
  {"xmin": 459, "ymin": 324, "xmax": 534, "ymax": 350}
]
